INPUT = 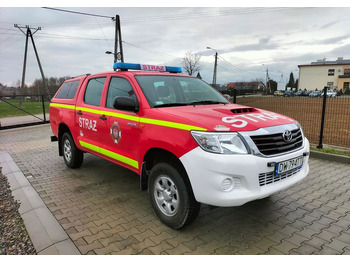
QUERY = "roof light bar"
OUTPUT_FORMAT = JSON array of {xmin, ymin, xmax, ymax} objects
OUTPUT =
[{"xmin": 113, "ymin": 62, "xmax": 182, "ymax": 73}]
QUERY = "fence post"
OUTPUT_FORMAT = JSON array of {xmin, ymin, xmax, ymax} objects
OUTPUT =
[
  {"xmin": 233, "ymin": 89, "xmax": 237, "ymax": 104},
  {"xmin": 317, "ymin": 86, "xmax": 328, "ymax": 149},
  {"xmin": 41, "ymin": 95, "xmax": 47, "ymax": 122}
]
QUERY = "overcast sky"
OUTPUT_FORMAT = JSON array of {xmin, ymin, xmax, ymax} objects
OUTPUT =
[{"xmin": 1, "ymin": 2, "xmax": 350, "ymax": 89}]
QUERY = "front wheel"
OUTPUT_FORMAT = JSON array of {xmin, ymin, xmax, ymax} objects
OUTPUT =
[
  {"xmin": 61, "ymin": 132, "xmax": 83, "ymax": 168},
  {"xmin": 148, "ymin": 163, "xmax": 200, "ymax": 229}
]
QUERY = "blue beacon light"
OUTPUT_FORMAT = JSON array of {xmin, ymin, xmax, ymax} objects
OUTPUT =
[{"xmin": 113, "ymin": 62, "xmax": 182, "ymax": 73}]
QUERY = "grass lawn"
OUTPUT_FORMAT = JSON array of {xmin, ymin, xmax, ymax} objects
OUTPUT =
[{"xmin": 0, "ymin": 99, "xmax": 50, "ymax": 118}]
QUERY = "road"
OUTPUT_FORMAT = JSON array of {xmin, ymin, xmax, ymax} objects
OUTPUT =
[{"xmin": 1, "ymin": 124, "xmax": 350, "ymax": 254}]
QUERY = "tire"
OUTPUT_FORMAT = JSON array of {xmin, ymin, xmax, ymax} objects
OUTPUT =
[
  {"xmin": 61, "ymin": 132, "xmax": 83, "ymax": 168},
  {"xmin": 148, "ymin": 163, "xmax": 200, "ymax": 229}
]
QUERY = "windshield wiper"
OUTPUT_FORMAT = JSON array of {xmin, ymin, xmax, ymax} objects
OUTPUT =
[
  {"xmin": 189, "ymin": 100, "xmax": 228, "ymax": 105},
  {"xmin": 153, "ymin": 103, "xmax": 189, "ymax": 108}
]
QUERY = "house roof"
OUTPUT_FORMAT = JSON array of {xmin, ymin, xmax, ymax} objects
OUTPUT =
[
  {"xmin": 226, "ymin": 82, "xmax": 264, "ymax": 89},
  {"xmin": 298, "ymin": 58, "xmax": 350, "ymax": 67}
]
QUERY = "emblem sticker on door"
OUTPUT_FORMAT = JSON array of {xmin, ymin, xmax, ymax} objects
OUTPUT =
[{"xmin": 110, "ymin": 122, "xmax": 122, "ymax": 144}]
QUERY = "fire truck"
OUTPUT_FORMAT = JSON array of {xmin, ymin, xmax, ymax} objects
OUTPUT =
[{"xmin": 50, "ymin": 62, "xmax": 309, "ymax": 229}]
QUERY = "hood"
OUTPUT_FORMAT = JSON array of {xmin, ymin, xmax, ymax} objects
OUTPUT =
[{"xmin": 156, "ymin": 104, "xmax": 296, "ymax": 132}]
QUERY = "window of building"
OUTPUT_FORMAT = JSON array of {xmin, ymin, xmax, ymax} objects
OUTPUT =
[
  {"xmin": 84, "ymin": 77, "xmax": 106, "ymax": 106},
  {"xmin": 327, "ymin": 82, "xmax": 334, "ymax": 88},
  {"xmin": 344, "ymin": 69, "xmax": 350, "ymax": 75},
  {"xmin": 106, "ymin": 77, "xmax": 137, "ymax": 109},
  {"xmin": 344, "ymin": 82, "xmax": 349, "ymax": 89},
  {"xmin": 328, "ymin": 69, "xmax": 335, "ymax": 76}
]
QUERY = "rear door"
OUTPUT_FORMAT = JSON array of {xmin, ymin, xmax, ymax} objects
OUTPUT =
[{"xmin": 75, "ymin": 76, "xmax": 107, "ymax": 153}]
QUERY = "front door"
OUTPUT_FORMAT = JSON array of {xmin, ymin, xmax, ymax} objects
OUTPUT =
[{"xmin": 100, "ymin": 76, "xmax": 140, "ymax": 172}]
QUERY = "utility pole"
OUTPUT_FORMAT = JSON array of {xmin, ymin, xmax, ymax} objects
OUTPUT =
[
  {"xmin": 207, "ymin": 47, "xmax": 218, "ymax": 87},
  {"xmin": 212, "ymin": 52, "xmax": 218, "ymax": 87},
  {"xmin": 112, "ymin": 15, "xmax": 124, "ymax": 69},
  {"xmin": 14, "ymin": 24, "xmax": 50, "ymax": 100},
  {"xmin": 265, "ymin": 66, "xmax": 270, "ymax": 93}
]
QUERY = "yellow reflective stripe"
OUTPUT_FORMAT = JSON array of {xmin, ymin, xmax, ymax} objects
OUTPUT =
[
  {"xmin": 79, "ymin": 140, "xmax": 100, "ymax": 153},
  {"xmin": 50, "ymin": 103, "xmax": 75, "ymax": 110},
  {"xmin": 79, "ymin": 140, "xmax": 139, "ymax": 169},
  {"xmin": 75, "ymin": 106, "xmax": 100, "ymax": 115},
  {"xmin": 101, "ymin": 110, "xmax": 139, "ymax": 122},
  {"xmin": 52, "ymin": 103, "xmax": 206, "ymax": 131},
  {"xmin": 140, "ymin": 117, "xmax": 207, "ymax": 131},
  {"xmin": 101, "ymin": 110, "xmax": 206, "ymax": 131},
  {"xmin": 100, "ymin": 148, "xmax": 139, "ymax": 169}
]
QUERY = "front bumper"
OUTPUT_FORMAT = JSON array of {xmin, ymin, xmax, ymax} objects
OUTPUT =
[{"xmin": 180, "ymin": 138, "xmax": 310, "ymax": 207}]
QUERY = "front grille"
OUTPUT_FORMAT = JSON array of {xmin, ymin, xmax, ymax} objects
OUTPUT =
[
  {"xmin": 259, "ymin": 168, "xmax": 301, "ymax": 186},
  {"xmin": 250, "ymin": 128, "xmax": 303, "ymax": 156}
]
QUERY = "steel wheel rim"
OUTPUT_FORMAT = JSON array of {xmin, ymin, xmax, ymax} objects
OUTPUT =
[
  {"xmin": 63, "ymin": 139, "xmax": 72, "ymax": 163},
  {"xmin": 153, "ymin": 175, "xmax": 179, "ymax": 217}
]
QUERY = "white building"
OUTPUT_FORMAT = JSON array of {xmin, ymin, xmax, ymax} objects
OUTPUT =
[{"xmin": 298, "ymin": 58, "xmax": 350, "ymax": 91}]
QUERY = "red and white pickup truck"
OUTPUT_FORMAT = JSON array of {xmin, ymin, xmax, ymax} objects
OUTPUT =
[{"xmin": 50, "ymin": 62, "xmax": 309, "ymax": 229}]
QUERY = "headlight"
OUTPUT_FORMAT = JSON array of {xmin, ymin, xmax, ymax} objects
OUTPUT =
[
  {"xmin": 295, "ymin": 121, "xmax": 305, "ymax": 137},
  {"xmin": 191, "ymin": 131, "xmax": 249, "ymax": 154}
]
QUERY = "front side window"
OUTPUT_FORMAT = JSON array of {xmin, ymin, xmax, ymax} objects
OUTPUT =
[
  {"xmin": 84, "ymin": 77, "xmax": 106, "ymax": 106},
  {"xmin": 106, "ymin": 77, "xmax": 136, "ymax": 109},
  {"xmin": 135, "ymin": 75, "xmax": 229, "ymax": 108},
  {"xmin": 328, "ymin": 69, "xmax": 335, "ymax": 76}
]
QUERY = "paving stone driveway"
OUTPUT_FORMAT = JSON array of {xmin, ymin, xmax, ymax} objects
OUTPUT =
[{"xmin": 1, "ymin": 124, "xmax": 350, "ymax": 255}]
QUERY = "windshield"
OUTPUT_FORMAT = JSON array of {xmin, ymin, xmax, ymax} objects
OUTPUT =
[{"xmin": 135, "ymin": 75, "xmax": 229, "ymax": 108}]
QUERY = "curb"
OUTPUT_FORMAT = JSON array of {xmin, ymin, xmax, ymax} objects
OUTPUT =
[
  {"xmin": 0, "ymin": 151, "xmax": 81, "ymax": 255},
  {"xmin": 310, "ymin": 150, "xmax": 350, "ymax": 165}
]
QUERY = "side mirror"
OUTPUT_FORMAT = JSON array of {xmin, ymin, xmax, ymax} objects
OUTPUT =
[{"xmin": 113, "ymin": 96, "xmax": 139, "ymax": 112}]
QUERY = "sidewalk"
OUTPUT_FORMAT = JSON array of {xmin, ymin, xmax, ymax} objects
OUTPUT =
[
  {"xmin": 0, "ymin": 151, "xmax": 80, "ymax": 255},
  {"xmin": 0, "ymin": 114, "xmax": 49, "ymax": 128}
]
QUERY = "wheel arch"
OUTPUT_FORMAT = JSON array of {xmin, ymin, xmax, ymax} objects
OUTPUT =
[
  {"xmin": 58, "ymin": 123, "xmax": 72, "ymax": 156},
  {"xmin": 140, "ymin": 148, "xmax": 193, "ymax": 194}
]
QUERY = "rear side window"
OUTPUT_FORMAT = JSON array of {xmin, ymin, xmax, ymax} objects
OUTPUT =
[
  {"xmin": 55, "ymin": 80, "xmax": 80, "ymax": 99},
  {"xmin": 84, "ymin": 77, "xmax": 106, "ymax": 106}
]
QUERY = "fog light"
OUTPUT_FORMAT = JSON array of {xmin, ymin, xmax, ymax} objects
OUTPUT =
[{"xmin": 222, "ymin": 178, "xmax": 234, "ymax": 191}]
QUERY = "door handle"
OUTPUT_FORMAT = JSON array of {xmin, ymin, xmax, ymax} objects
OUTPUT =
[
  {"xmin": 77, "ymin": 111, "xmax": 83, "ymax": 115},
  {"xmin": 100, "ymin": 115, "xmax": 107, "ymax": 120}
]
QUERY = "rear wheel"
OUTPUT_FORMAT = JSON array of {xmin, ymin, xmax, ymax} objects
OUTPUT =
[
  {"xmin": 62, "ymin": 132, "xmax": 83, "ymax": 168},
  {"xmin": 148, "ymin": 163, "xmax": 200, "ymax": 229}
]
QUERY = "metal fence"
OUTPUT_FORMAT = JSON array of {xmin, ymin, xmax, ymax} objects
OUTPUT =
[
  {"xmin": 234, "ymin": 87, "xmax": 350, "ymax": 149},
  {"xmin": 1, "ymin": 90, "xmax": 349, "ymax": 150},
  {"xmin": 0, "ymin": 95, "xmax": 50, "ymax": 129}
]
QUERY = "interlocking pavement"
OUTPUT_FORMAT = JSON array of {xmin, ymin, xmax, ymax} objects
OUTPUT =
[{"xmin": 1, "ymin": 124, "xmax": 350, "ymax": 254}]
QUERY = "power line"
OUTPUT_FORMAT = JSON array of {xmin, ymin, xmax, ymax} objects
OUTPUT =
[
  {"xmin": 0, "ymin": 32, "xmax": 110, "ymax": 41},
  {"xmin": 95, "ymin": 17, "xmax": 112, "ymax": 51},
  {"xmin": 120, "ymin": 7, "xmax": 310, "ymax": 24},
  {"xmin": 122, "ymin": 41, "xmax": 180, "ymax": 60},
  {"xmin": 38, "ymin": 32, "xmax": 113, "ymax": 41},
  {"xmin": 217, "ymin": 54, "xmax": 253, "ymax": 74},
  {"xmin": 37, "ymin": 7, "xmax": 311, "ymax": 27},
  {"xmin": 42, "ymin": 7, "xmax": 114, "ymax": 19}
]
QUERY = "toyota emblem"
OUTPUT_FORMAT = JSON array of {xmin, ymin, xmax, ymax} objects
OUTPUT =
[{"xmin": 282, "ymin": 130, "xmax": 292, "ymax": 142}]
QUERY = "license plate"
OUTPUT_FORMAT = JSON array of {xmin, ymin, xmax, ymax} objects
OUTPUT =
[{"xmin": 275, "ymin": 156, "xmax": 303, "ymax": 176}]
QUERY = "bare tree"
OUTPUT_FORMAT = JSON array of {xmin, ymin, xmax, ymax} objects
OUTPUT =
[{"xmin": 182, "ymin": 51, "xmax": 201, "ymax": 76}]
